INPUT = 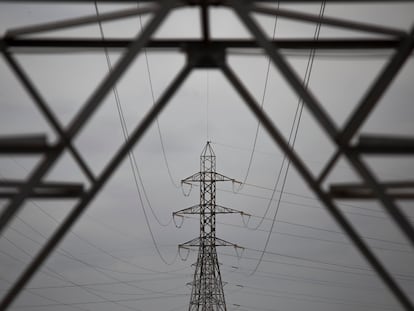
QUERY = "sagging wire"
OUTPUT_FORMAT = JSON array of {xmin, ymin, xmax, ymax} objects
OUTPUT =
[
  {"xmin": 241, "ymin": 212, "xmax": 252, "ymax": 227},
  {"xmin": 4, "ymin": 224, "xmax": 143, "ymax": 311},
  {"xmin": 239, "ymin": 0, "xmax": 280, "ymax": 189},
  {"xmin": 95, "ymin": 2, "xmax": 176, "ymax": 265},
  {"xmin": 181, "ymin": 181, "xmax": 193, "ymax": 197},
  {"xmin": 136, "ymin": 0, "xmax": 180, "ymax": 189},
  {"xmin": 250, "ymin": 1, "xmax": 326, "ymax": 275},
  {"xmin": 172, "ymin": 214, "xmax": 185, "ymax": 228},
  {"xmin": 234, "ymin": 245, "xmax": 245, "ymax": 261},
  {"xmin": 178, "ymin": 246, "xmax": 191, "ymax": 261},
  {"xmin": 224, "ymin": 0, "xmax": 282, "ymax": 234},
  {"xmin": 96, "ymin": 3, "xmax": 172, "ymax": 228},
  {"xmin": 3, "ymin": 161, "xmax": 186, "ymax": 276},
  {"xmin": 232, "ymin": 179, "xmax": 243, "ymax": 194},
  {"xmin": 8, "ymin": 211, "xmax": 185, "ymax": 302}
]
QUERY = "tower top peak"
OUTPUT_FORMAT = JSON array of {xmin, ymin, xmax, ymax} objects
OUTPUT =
[{"xmin": 201, "ymin": 141, "xmax": 215, "ymax": 158}]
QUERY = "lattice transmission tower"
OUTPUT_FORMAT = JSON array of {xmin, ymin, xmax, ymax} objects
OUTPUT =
[{"xmin": 174, "ymin": 142, "xmax": 244, "ymax": 311}]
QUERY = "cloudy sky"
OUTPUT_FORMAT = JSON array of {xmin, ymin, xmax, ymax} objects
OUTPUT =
[{"xmin": 0, "ymin": 1, "xmax": 414, "ymax": 311}]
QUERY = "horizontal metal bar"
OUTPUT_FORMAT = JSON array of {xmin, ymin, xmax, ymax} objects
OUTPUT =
[
  {"xmin": 180, "ymin": 237, "xmax": 240, "ymax": 248},
  {"xmin": 354, "ymin": 134, "xmax": 414, "ymax": 154},
  {"xmin": 174, "ymin": 204, "xmax": 246, "ymax": 215},
  {"xmin": 0, "ymin": 180, "xmax": 83, "ymax": 189},
  {"xmin": 1, "ymin": 38, "xmax": 404, "ymax": 50},
  {"xmin": 333, "ymin": 180, "xmax": 414, "ymax": 189},
  {"xmin": 331, "ymin": 181, "xmax": 414, "ymax": 200},
  {"xmin": 0, "ymin": 134, "xmax": 51, "ymax": 154},
  {"xmin": 0, "ymin": 180, "xmax": 84, "ymax": 198},
  {"xmin": 5, "ymin": 4, "xmax": 158, "ymax": 37},
  {"xmin": 182, "ymin": 172, "xmax": 235, "ymax": 183},
  {"xmin": 0, "ymin": 192, "xmax": 83, "ymax": 199}
]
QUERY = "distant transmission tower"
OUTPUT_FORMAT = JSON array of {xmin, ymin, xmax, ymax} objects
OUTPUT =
[{"xmin": 174, "ymin": 142, "xmax": 245, "ymax": 311}]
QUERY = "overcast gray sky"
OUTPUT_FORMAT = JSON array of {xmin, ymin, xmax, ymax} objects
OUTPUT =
[{"xmin": 1, "ymin": 2, "xmax": 414, "ymax": 311}]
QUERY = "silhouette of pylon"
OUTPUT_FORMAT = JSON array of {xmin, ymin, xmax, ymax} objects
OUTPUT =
[{"xmin": 174, "ymin": 142, "xmax": 244, "ymax": 311}]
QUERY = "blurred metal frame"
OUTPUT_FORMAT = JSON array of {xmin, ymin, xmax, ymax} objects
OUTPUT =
[{"xmin": 0, "ymin": 0, "xmax": 413, "ymax": 310}]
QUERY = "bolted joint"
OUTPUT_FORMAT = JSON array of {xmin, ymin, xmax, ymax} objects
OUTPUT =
[
  {"xmin": 185, "ymin": 0, "xmax": 224, "ymax": 6},
  {"xmin": 186, "ymin": 43, "xmax": 226, "ymax": 68}
]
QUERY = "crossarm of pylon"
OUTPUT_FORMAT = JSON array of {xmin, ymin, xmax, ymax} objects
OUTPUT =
[
  {"xmin": 181, "ymin": 171, "xmax": 240, "ymax": 184},
  {"xmin": 173, "ymin": 204, "xmax": 248, "ymax": 216},
  {"xmin": 179, "ymin": 236, "xmax": 243, "ymax": 249},
  {"xmin": 173, "ymin": 204, "xmax": 201, "ymax": 216},
  {"xmin": 216, "ymin": 205, "xmax": 249, "ymax": 216},
  {"xmin": 178, "ymin": 237, "xmax": 201, "ymax": 248},
  {"xmin": 215, "ymin": 237, "xmax": 243, "ymax": 249},
  {"xmin": 181, "ymin": 172, "xmax": 202, "ymax": 184}
]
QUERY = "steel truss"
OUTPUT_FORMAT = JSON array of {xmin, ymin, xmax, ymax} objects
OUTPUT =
[
  {"xmin": 0, "ymin": 1, "xmax": 413, "ymax": 310},
  {"xmin": 174, "ymin": 142, "xmax": 244, "ymax": 310}
]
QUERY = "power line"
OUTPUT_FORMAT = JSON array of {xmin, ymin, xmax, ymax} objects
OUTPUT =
[
  {"xmin": 212, "ymin": 140, "xmax": 414, "ymax": 213},
  {"xmin": 90, "ymin": 165, "xmax": 411, "ymax": 250},
  {"xmin": 2, "ymin": 229, "xmax": 143, "ymax": 311},
  {"xmin": 217, "ymin": 250, "xmax": 414, "ymax": 282},
  {"xmin": 181, "ymin": 214, "xmax": 412, "ymax": 254},
  {"xmin": 136, "ymin": 1, "xmax": 180, "ymax": 189},
  {"xmin": 240, "ymin": 0, "xmax": 280, "ymax": 187},
  {"xmin": 172, "ymin": 183, "xmax": 412, "ymax": 245},
  {"xmin": 173, "ymin": 245, "xmax": 413, "ymax": 282},
  {"xmin": 12, "ymin": 293, "xmax": 187, "ymax": 310},
  {"xmin": 21, "ymin": 274, "xmax": 189, "ymax": 291},
  {"xmin": 11, "ymin": 214, "xmax": 182, "ymax": 277},
  {"xmin": 251, "ymin": 1, "xmax": 327, "ymax": 275},
  {"xmin": 239, "ymin": 182, "xmax": 402, "ymax": 217},
  {"xmin": 94, "ymin": 2, "xmax": 176, "ymax": 266},
  {"xmin": 5, "ymin": 221, "xmax": 189, "ymax": 309},
  {"xmin": 229, "ymin": 283, "xmax": 396, "ymax": 311},
  {"xmin": 246, "ymin": 246, "xmax": 382, "ymax": 274},
  {"xmin": 94, "ymin": 2, "xmax": 172, "ymax": 227},
  {"xmin": 0, "ymin": 168, "xmax": 185, "ymax": 297},
  {"xmin": 222, "ymin": 264, "xmax": 385, "ymax": 292},
  {"xmin": 188, "ymin": 166, "xmax": 404, "ymax": 219},
  {"xmin": 219, "ymin": 187, "xmax": 394, "ymax": 220},
  {"xmin": 6, "ymin": 221, "xmax": 180, "ymax": 295},
  {"xmin": 4, "ymin": 161, "xmax": 184, "ymax": 277},
  {"xmin": 0, "ymin": 258, "xmax": 90, "ymax": 311},
  {"xmin": 7, "ymin": 164, "xmax": 184, "ymax": 277},
  {"xmin": 1, "ymin": 169, "xmax": 176, "ymax": 277}
]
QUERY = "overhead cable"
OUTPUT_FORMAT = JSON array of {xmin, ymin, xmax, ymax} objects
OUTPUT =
[
  {"xmin": 239, "ymin": 1, "xmax": 280, "ymax": 187},
  {"xmin": 94, "ymin": 2, "xmax": 176, "ymax": 265},
  {"xmin": 250, "ymin": 1, "xmax": 326, "ymax": 275},
  {"xmin": 181, "ymin": 214, "xmax": 412, "ymax": 254},
  {"xmin": 137, "ymin": 1, "xmax": 180, "ymax": 189},
  {"xmin": 3, "ymin": 228, "xmax": 143, "ymax": 311}
]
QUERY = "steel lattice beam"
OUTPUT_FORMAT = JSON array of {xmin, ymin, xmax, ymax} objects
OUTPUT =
[{"xmin": 0, "ymin": 1, "xmax": 413, "ymax": 311}]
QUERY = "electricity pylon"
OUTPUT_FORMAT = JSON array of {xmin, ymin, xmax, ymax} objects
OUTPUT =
[{"xmin": 174, "ymin": 142, "xmax": 245, "ymax": 311}]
